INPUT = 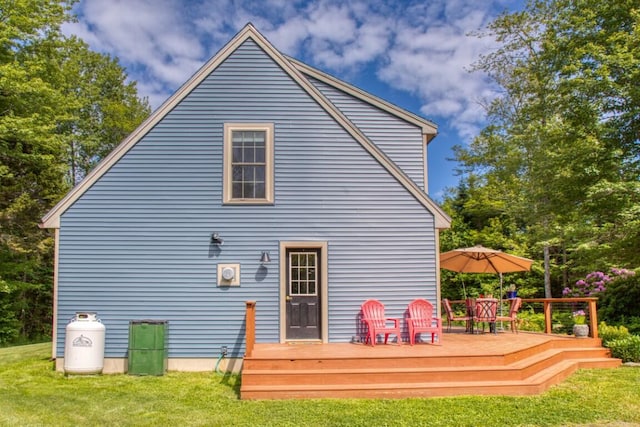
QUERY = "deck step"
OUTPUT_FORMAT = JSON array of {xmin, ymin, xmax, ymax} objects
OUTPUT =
[
  {"xmin": 240, "ymin": 337, "xmax": 620, "ymax": 399},
  {"xmin": 241, "ymin": 358, "xmax": 619, "ymax": 399},
  {"xmin": 241, "ymin": 348, "xmax": 613, "ymax": 387}
]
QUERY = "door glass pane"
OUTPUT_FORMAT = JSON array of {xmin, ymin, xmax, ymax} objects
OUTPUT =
[{"xmin": 289, "ymin": 252, "xmax": 318, "ymax": 296}]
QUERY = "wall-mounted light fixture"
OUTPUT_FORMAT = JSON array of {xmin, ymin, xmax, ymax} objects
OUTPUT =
[
  {"xmin": 260, "ymin": 251, "xmax": 271, "ymax": 264},
  {"xmin": 211, "ymin": 233, "xmax": 224, "ymax": 246}
]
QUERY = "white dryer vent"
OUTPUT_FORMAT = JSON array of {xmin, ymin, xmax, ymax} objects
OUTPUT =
[{"xmin": 217, "ymin": 264, "xmax": 240, "ymax": 286}]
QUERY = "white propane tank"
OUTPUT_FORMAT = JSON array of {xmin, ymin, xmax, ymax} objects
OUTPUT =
[{"xmin": 64, "ymin": 312, "xmax": 105, "ymax": 374}]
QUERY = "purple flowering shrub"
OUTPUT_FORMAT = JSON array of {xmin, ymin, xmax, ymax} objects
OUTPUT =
[
  {"xmin": 598, "ymin": 270, "xmax": 640, "ymax": 333},
  {"xmin": 563, "ymin": 268, "xmax": 635, "ymax": 297}
]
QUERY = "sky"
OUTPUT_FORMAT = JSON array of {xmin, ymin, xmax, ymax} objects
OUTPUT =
[{"xmin": 62, "ymin": 0, "xmax": 522, "ymax": 201}]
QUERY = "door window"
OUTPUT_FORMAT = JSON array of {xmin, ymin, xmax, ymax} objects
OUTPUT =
[{"xmin": 289, "ymin": 251, "xmax": 317, "ymax": 296}]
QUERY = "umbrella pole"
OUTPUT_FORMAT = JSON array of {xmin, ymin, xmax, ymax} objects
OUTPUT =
[{"xmin": 499, "ymin": 273, "xmax": 504, "ymax": 331}]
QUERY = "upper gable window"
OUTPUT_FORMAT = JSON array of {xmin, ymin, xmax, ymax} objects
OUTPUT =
[{"xmin": 223, "ymin": 123, "xmax": 274, "ymax": 204}]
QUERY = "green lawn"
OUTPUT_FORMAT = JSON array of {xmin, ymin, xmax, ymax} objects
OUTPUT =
[{"xmin": 1, "ymin": 343, "xmax": 639, "ymax": 427}]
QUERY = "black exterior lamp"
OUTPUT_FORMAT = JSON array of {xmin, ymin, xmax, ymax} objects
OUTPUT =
[{"xmin": 211, "ymin": 233, "xmax": 224, "ymax": 245}]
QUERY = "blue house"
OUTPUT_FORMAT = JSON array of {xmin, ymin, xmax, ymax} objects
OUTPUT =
[{"xmin": 41, "ymin": 24, "xmax": 451, "ymax": 373}]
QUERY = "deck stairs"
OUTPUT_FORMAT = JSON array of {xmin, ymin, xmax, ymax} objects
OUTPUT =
[{"xmin": 240, "ymin": 334, "xmax": 620, "ymax": 399}]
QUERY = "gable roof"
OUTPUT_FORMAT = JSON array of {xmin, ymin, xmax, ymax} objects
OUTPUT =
[
  {"xmin": 40, "ymin": 23, "xmax": 451, "ymax": 229},
  {"xmin": 288, "ymin": 56, "xmax": 438, "ymax": 143}
]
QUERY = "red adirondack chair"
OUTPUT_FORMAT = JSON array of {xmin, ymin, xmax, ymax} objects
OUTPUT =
[
  {"xmin": 407, "ymin": 299, "xmax": 443, "ymax": 345},
  {"xmin": 361, "ymin": 299, "xmax": 402, "ymax": 346}
]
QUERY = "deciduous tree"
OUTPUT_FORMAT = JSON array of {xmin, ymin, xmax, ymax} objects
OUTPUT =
[
  {"xmin": 454, "ymin": 0, "xmax": 640, "ymax": 293},
  {"xmin": 0, "ymin": 0, "xmax": 149, "ymax": 343}
]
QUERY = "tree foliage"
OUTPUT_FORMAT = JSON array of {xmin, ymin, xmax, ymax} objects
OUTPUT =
[
  {"xmin": 439, "ymin": 180, "xmax": 542, "ymax": 300},
  {"xmin": 0, "ymin": 0, "xmax": 150, "ymax": 344},
  {"xmin": 444, "ymin": 0, "xmax": 640, "ymax": 299},
  {"xmin": 56, "ymin": 37, "xmax": 150, "ymax": 185}
]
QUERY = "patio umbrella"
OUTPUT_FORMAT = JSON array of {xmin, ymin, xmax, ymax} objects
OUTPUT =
[{"xmin": 440, "ymin": 245, "xmax": 533, "ymax": 312}]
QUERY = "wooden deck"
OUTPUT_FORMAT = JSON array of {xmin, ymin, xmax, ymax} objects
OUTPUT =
[{"xmin": 240, "ymin": 330, "xmax": 620, "ymax": 400}]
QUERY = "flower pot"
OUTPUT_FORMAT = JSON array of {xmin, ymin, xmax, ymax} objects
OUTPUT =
[{"xmin": 573, "ymin": 324, "xmax": 589, "ymax": 338}]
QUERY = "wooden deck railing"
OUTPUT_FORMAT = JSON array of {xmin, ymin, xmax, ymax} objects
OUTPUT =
[
  {"xmin": 448, "ymin": 297, "xmax": 600, "ymax": 338},
  {"xmin": 245, "ymin": 301, "xmax": 256, "ymax": 357},
  {"xmin": 521, "ymin": 297, "xmax": 599, "ymax": 338},
  {"xmin": 243, "ymin": 297, "xmax": 601, "ymax": 356}
]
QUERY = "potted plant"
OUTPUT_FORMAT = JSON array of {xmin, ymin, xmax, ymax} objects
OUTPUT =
[
  {"xmin": 506, "ymin": 284, "xmax": 517, "ymax": 299},
  {"xmin": 572, "ymin": 310, "xmax": 589, "ymax": 338}
]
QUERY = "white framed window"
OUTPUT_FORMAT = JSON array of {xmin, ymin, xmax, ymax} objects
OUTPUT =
[{"xmin": 223, "ymin": 123, "xmax": 274, "ymax": 204}]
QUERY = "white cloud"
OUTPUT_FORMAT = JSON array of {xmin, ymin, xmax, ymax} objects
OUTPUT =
[
  {"xmin": 307, "ymin": 13, "xmax": 392, "ymax": 69},
  {"xmin": 63, "ymin": 0, "xmax": 206, "ymax": 106},
  {"xmin": 257, "ymin": 1, "xmax": 393, "ymax": 70},
  {"xmin": 62, "ymin": 0, "xmax": 511, "ymax": 143},
  {"xmin": 307, "ymin": 3, "xmax": 356, "ymax": 42},
  {"xmin": 378, "ymin": 2, "xmax": 500, "ymax": 141},
  {"xmin": 261, "ymin": 17, "xmax": 311, "ymax": 54}
]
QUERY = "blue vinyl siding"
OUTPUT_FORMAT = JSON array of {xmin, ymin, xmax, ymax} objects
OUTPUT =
[
  {"xmin": 307, "ymin": 77, "xmax": 426, "ymax": 189},
  {"xmin": 56, "ymin": 39, "xmax": 438, "ymax": 358}
]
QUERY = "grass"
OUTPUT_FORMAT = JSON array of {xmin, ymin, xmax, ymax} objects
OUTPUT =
[{"xmin": 1, "ymin": 344, "xmax": 640, "ymax": 426}]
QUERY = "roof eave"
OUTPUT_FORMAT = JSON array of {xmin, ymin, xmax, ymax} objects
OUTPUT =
[{"xmin": 287, "ymin": 56, "xmax": 438, "ymax": 139}]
